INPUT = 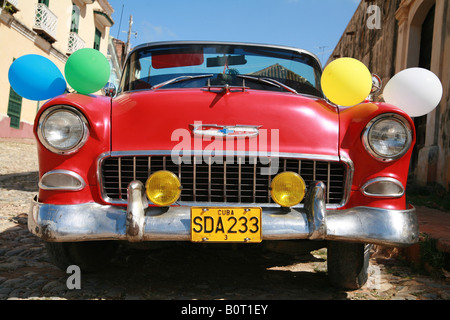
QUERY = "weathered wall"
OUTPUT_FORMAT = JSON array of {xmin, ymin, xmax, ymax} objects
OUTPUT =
[
  {"xmin": 328, "ymin": 0, "xmax": 401, "ymax": 94},
  {"xmin": 329, "ymin": 0, "xmax": 449, "ymax": 191}
]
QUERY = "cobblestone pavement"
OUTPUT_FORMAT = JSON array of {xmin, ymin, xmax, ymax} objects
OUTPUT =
[{"xmin": 1, "ymin": 138, "xmax": 449, "ymax": 300}]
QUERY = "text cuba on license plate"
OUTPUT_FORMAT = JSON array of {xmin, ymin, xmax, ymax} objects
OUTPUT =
[{"xmin": 191, "ymin": 207, "xmax": 262, "ymax": 243}]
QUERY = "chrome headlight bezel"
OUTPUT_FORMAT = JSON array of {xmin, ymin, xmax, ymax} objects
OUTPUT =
[
  {"xmin": 37, "ymin": 105, "xmax": 89, "ymax": 155},
  {"xmin": 362, "ymin": 113, "xmax": 412, "ymax": 162}
]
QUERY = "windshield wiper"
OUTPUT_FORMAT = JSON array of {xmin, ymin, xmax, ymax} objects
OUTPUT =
[
  {"xmin": 151, "ymin": 74, "xmax": 214, "ymax": 90},
  {"xmin": 236, "ymin": 75, "xmax": 298, "ymax": 94}
]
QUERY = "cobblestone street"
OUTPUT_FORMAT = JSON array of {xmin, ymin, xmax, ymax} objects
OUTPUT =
[{"xmin": 1, "ymin": 138, "xmax": 449, "ymax": 300}]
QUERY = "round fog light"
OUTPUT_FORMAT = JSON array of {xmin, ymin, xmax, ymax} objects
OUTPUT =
[
  {"xmin": 145, "ymin": 171, "xmax": 181, "ymax": 206},
  {"xmin": 270, "ymin": 172, "xmax": 306, "ymax": 207}
]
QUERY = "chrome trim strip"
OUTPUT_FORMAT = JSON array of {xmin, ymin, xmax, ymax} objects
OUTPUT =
[
  {"xmin": 238, "ymin": 157, "xmax": 242, "ymax": 203},
  {"xmin": 267, "ymin": 158, "xmax": 272, "ymax": 202},
  {"xmin": 193, "ymin": 156, "xmax": 197, "ymax": 202},
  {"xmin": 96, "ymin": 151, "xmax": 352, "ymax": 209},
  {"xmin": 253, "ymin": 157, "xmax": 257, "ymax": 203},
  {"xmin": 108, "ymin": 150, "xmax": 340, "ymax": 161},
  {"xmin": 223, "ymin": 159, "xmax": 227, "ymax": 201},
  {"xmin": 130, "ymin": 40, "xmax": 323, "ymax": 69},
  {"xmin": 39, "ymin": 170, "xmax": 86, "ymax": 191},
  {"xmin": 327, "ymin": 162, "xmax": 331, "ymax": 203},
  {"xmin": 118, "ymin": 157, "xmax": 122, "ymax": 199},
  {"xmin": 340, "ymin": 156, "xmax": 354, "ymax": 208},
  {"xmin": 133, "ymin": 157, "xmax": 136, "ymax": 180},
  {"xmin": 208, "ymin": 156, "xmax": 212, "ymax": 202}
]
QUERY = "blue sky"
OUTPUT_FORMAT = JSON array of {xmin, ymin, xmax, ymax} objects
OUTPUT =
[{"xmin": 107, "ymin": 0, "xmax": 360, "ymax": 65}]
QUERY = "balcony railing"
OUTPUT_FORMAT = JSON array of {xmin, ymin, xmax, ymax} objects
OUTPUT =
[
  {"xmin": 1, "ymin": 0, "xmax": 19, "ymax": 14},
  {"xmin": 67, "ymin": 32, "xmax": 85, "ymax": 54},
  {"xmin": 33, "ymin": 3, "xmax": 57, "ymax": 43},
  {"xmin": 7, "ymin": 0, "xmax": 18, "ymax": 7}
]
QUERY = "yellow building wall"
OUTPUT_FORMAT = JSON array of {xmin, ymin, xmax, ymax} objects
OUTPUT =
[
  {"xmin": 0, "ymin": 0, "xmax": 113, "ymax": 138},
  {"xmin": 0, "ymin": 24, "xmax": 64, "ymax": 125}
]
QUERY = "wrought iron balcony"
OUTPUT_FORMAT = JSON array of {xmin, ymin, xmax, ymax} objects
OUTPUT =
[
  {"xmin": 67, "ymin": 32, "xmax": 85, "ymax": 54},
  {"xmin": 33, "ymin": 3, "xmax": 57, "ymax": 43}
]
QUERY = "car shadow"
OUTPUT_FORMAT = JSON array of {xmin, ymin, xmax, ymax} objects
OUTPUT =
[
  {"xmin": 0, "ymin": 171, "xmax": 39, "ymax": 192},
  {"xmin": 0, "ymin": 215, "xmax": 349, "ymax": 300},
  {"xmin": 98, "ymin": 242, "xmax": 344, "ymax": 300}
]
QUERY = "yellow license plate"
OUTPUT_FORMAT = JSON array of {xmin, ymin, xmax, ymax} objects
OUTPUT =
[{"xmin": 191, "ymin": 207, "xmax": 262, "ymax": 243}]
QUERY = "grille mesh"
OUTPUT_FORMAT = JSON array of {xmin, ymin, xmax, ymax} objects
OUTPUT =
[{"xmin": 101, "ymin": 155, "xmax": 346, "ymax": 205}]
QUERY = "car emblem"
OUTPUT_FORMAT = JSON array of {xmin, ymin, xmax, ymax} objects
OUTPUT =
[{"xmin": 191, "ymin": 124, "xmax": 260, "ymax": 138}]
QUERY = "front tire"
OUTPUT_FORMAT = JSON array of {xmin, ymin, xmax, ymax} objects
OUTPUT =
[
  {"xmin": 45, "ymin": 241, "xmax": 118, "ymax": 273},
  {"xmin": 327, "ymin": 241, "xmax": 371, "ymax": 290}
]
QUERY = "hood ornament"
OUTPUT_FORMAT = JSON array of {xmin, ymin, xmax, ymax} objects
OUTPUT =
[{"xmin": 191, "ymin": 124, "xmax": 261, "ymax": 138}]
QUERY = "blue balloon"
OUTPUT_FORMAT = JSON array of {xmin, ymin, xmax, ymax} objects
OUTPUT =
[{"xmin": 8, "ymin": 54, "xmax": 66, "ymax": 101}]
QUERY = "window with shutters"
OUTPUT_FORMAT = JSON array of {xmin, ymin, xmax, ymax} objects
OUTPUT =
[
  {"xmin": 7, "ymin": 87, "xmax": 22, "ymax": 129},
  {"xmin": 94, "ymin": 28, "xmax": 101, "ymax": 50},
  {"xmin": 7, "ymin": 58, "xmax": 22, "ymax": 129},
  {"xmin": 71, "ymin": 3, "xmax": 80, "ymax": 33}
]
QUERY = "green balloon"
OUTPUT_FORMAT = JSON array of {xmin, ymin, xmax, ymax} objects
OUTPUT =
[{"xmin": 65, "ymin": 48, "xmax": 110, "ymax": 95}]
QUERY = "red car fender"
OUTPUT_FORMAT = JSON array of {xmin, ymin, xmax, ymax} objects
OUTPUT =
[
  {"xmin": 34, "ymin": 93, "xmax": 111, "ymax": 205},
  {"xmin": 338, "ymin": 102, "xmax": 416, "ymax": 210}
]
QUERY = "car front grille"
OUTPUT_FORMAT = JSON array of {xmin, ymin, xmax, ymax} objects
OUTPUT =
[{"xmin": 100, "ymin": 155, "xmax": 347, "ymax": 206}]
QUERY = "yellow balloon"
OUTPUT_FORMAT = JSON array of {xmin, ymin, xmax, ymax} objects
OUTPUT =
[{"xmin": 321, "ymin": 58, "xmax": 372, "ymax": 107}]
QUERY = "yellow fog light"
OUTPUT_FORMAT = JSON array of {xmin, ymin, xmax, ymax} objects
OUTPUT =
[
  {"xmin": 145, "ymin": 171, "xmax": 181, "ymax": 206},
  {"xmin": 270, "ymin": 172, "xmax": 306, "ymax": 207}
]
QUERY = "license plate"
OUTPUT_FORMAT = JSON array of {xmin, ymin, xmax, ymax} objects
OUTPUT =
[{"xmin": 191, "ymin": 207, "xmax": 262, "ymax": 243}]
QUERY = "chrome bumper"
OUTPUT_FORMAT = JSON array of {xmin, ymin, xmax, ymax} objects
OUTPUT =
[{"xmin": 28, "ymin": 181, "xmax": 419, "ymax": 246}]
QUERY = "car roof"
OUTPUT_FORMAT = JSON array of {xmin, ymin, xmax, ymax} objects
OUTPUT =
[{"xmin": 129, "ymin": 40, "xmax": 323, "ymax": 69}]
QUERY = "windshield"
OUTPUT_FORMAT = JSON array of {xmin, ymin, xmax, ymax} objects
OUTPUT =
[{"xmin": 119, "ymin": 43, "xmax": 323, "ymax": 97}]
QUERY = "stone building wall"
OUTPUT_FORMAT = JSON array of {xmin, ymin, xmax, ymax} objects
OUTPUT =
[
  {"xmin": 328, "ymin": 0, "xmax": 401, "ymax": 94},
  {"xmin": 328, "ymin": 0, "xmax": 450, "ymax": 191}
]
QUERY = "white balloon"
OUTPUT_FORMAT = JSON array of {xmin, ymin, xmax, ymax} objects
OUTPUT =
[{"xmin": 383, "ymin": 68, "xmax": 443, "ymax": 117}]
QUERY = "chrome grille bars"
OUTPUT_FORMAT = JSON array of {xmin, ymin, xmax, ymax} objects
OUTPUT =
[{"xmin": 100, "ymin": 153, "xmax": 348, "ymax": 207}]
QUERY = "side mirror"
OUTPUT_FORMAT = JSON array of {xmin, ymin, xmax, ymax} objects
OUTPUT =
[
  {"xmin": 103, "ymin": 83, "xmax": 116, "ymax": 97},
  {"xmin": 371, "ymin": 74, "xmax": 382, "ymax": 94},
  {"xmin": 369, "ymin": 74, "xmax": 382, "ymax": 101}
]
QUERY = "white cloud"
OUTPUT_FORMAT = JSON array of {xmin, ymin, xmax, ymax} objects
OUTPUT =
[{"xmin": 140, "ymin": 20, "xmax": 177, "ymax": 42}]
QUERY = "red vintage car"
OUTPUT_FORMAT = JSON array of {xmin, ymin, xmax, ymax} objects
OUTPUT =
[{"xmin": 28, "ymin": 41, "xmax": 418, "ymax": 290}]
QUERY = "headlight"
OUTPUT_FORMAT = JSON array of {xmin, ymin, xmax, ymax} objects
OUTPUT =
[
  {"xmin": 362, "ymin": 113, "xmax": 412, "ymax": 161},
  {"xmin": 270, "ymin": 172, "xmax": 306, "ymax": 207},
  {"xmin": 37, "ymin": 106, "xmax": 88, "ymax": 154}
]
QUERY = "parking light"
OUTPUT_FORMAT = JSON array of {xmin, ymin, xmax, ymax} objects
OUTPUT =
[
  {"xmin": 145, "ymin": 171, "xmax": 181, "ymax": 206},
  {"xmin": 270, "ymin": 172, "xmax": 306, "ymax": 207}
]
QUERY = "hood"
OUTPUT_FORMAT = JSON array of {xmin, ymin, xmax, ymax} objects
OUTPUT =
[{"xmin": 111, "ymin": 89, "xmax": 339, "ymax": 157}]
